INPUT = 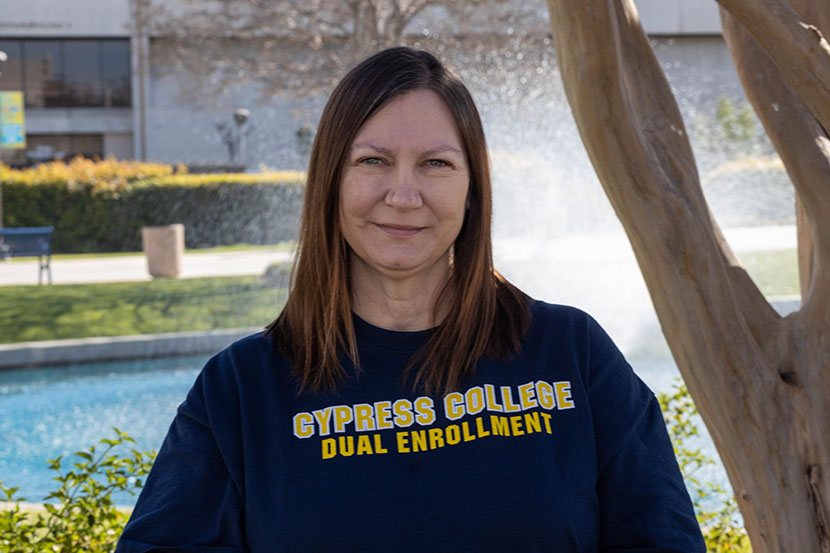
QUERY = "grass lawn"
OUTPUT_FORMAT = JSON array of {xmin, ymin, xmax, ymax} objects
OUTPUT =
[
  {"xmin": 0, "ymin": 275, "xmax": 287, "ymax": 344},
  {"xmin": 0, "ymin": 248, "xmax": 798, "ymax": 345}
]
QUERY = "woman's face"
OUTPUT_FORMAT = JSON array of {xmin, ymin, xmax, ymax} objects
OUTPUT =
[{"xmin": 339, "ymin": 89, "xmax": 470, "ymax": 287}]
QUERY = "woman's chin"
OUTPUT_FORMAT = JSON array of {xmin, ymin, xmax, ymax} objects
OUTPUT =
[{"xmin": 354, "ymin": 254, "xmax": 451, "ymax": 282}]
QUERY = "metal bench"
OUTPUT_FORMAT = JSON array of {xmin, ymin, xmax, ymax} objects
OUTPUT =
[{"xmin": 0, "ymin": 226, "xmax": 54, "ymax": 284}]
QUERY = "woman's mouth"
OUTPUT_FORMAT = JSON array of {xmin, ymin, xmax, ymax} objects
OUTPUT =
[{"xmin": 376, "ymin": 223, "xmax": 424, "ymax": 237}]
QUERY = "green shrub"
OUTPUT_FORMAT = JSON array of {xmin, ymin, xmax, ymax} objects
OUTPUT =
[
  {"xmin": 1, "ymin": 158, "xmax": 305, "ymax": 253},
  {"xmin": 0, "ymin": 428, "xmax": 155, "ymax": 553},
  {"xmin": 659, "ymin": 381, "xmax": 752, "ymax": 552}
]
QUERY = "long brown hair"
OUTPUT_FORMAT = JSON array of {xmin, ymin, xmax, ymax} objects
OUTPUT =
[{"xmin": 266, "ymin": 47, "xmax": 529, "ymax": 394}]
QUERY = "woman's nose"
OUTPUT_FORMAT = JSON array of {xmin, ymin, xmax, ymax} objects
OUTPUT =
[{"xmin": 385, "ymin": 167, "xmax": 423, "ymax": 211}]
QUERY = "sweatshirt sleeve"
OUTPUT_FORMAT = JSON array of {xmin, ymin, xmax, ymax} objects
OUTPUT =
[
  {"xmin": 585, "ymin": 317, "xmax": 706, "ymax": 553},
  {"xmin": 116, "ymin": 357, "xmax": 247, "ymax": 553}
]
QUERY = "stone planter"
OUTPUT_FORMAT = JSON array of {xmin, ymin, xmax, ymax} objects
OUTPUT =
[{"xmin": 141, "ymin": 224, "xmax": 184, "ymax": 278}]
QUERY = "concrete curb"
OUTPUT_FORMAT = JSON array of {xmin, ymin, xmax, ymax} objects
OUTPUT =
[
  {"xmin": 0, "ymin": 327, "xmax": 263, "ymax": 370},
  {"xmin": 770, "ymin": 296, "xmax": 801, "ymax": 316},
  {"xmin": 0, "ymin": 501, "xmax": 133, "ymax": 514},
  {"xmin": 0, "ymin": 296, "xmax": 802, "ymax": 371}
]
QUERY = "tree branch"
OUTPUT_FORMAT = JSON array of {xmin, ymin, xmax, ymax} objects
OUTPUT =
[
  {"xmin": 720, "ymin": 7, "xmax": 830, "ymax": 307},
  {"xmin": 544, "ymin": 0, "xmax": 778, "ymax": 409},
  {"xmin": 715, "ymin": 0, "xmax": 830, "ymax": 137}
]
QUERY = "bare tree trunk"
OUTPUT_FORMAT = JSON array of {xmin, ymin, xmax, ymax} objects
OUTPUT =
[{"xmin": 544, "ymin": 1, "xmax": 830, "ymax": 551}]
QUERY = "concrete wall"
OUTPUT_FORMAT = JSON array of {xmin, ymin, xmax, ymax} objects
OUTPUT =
[
  {"xmin": 635, "ymin": 0, "xmax": 722, "ymax": 35},
  {"xmin": 0, "ymin": 0, "xmax": 729, "ymax": 168},
  {"xmin": 145, "ymin": 100, "xmax": 317, "ymax": 171},
  {"xmin": 414, "ymin": 0, "xmax": 722, "ymax": 37},
  {"xmin": 0, "ymin": 0, "xmax": 130, "ymax": 37},
  {"xmin": 104, "ymin": 132, "xmax": 133, "ymax": 159},
  {"xmin": 0, "ymin": 0, "xmax": 722, "ymax": 40},
  {"xmin": 142, "ymin": 35, "xmax": 746, "ymax": 172},
  {"xmin": 25, "ymin": 108, "xmax": 133, "ymax": 134}
]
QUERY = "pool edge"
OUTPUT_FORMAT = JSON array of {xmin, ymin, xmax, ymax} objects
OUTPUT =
[{"xmin": 0, "ymin": 327, "xmax": 263, "ymax": 370}]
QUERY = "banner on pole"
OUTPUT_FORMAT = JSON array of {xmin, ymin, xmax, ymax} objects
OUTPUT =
[{"xmin": 0, "ymin": 92, "xmax": 26, "ymax": 149}]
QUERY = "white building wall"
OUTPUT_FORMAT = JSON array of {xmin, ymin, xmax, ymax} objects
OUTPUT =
[
  {"xmin": 24, "ymin": 108, "xmax": 133, "ymax": 134},
  {"xmin": 104, "ymin": 133, "xmax": 133, "ymax": 159},
  {"xmin": 0, "ymin": 0, "xmax": 720, "ymax": 39},
  {"xmin": 634, "ymin": 0, "xmax": 722, "ymax": 35},
  {"xmin": 0, "ymin": 0, "xmax": 130, "ymax": 37},
  {"xmin": 142, "ymin": 35, "xmax": 747, "ymax": 172},
  {"xmin": 145, "ymin": 74, "xmax": 317, "ymax": 170},
  {"xmin": 1, "ymin": 0, "xmax": 731, "ymax": 168}
]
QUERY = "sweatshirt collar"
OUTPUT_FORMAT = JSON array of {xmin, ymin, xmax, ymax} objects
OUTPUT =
[{"xmin": 352, "ymin": 312, "xmax": 435, "ymax": 352}]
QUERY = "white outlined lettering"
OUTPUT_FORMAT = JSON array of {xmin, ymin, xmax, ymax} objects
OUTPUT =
[{"xmin": 293, "ymin": 412, "xmax": 314, "ymax": 438}]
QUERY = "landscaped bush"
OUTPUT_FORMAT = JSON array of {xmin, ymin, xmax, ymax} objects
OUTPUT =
[
  {"xmin": 659, "ymin": 381, "xmax": 752, "ymax": 552},
  {"xmin": 1, "ymin": 158, "xmax": 305, "ymax": 253},
  {"xmin": 0, "ymin": 429, "xmax": 155, "ymax": 553}
]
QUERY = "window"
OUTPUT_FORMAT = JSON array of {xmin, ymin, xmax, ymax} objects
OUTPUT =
[
  {"xmin": 0, "ymin": 40, "xmax": 23, "ymax": 91},
  {"xmin": 0, "ymin": 39, "xmax": 131, "ymax": 108},
  {"xmin": 100, "ymin": 40, "xmax": 131, "ymax": 107},
  {"xmin": 64, "ymin": 40, "xmax": 103, "ymax": 106},
  {"xmin": 23, "ymin": 40, "xmax": 64, "ymax": 107},
  {"xmin": 0, "ymin": 133, "xmax": 105, "ymax": 166},
  {"xmin": 26, "ymin": 133, "xmax": 104, "ymax": 160}
]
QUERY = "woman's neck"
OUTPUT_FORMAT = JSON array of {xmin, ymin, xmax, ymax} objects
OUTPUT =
[{"xmin": 349, "ymin": 259, "xmax": 453, "ymax": 331}]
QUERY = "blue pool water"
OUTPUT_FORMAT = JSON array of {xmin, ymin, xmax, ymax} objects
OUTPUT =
[
  {"xmin": 0, "ymin": 351, "xmax": 731, "ymax": 509},
  {"xmin": 0, "ymin": 355, "xmax": 207, "ymax": 504}
]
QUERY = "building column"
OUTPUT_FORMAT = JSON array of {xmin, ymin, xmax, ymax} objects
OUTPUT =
[{"xmin": 130, "ymin": 0, "xmax": 149, "ymax": 161}]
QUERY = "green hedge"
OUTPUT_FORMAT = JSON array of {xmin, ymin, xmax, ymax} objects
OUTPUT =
[{"xmin": 1, "ymin": 159, "xmax": 305, "ymax": 253}]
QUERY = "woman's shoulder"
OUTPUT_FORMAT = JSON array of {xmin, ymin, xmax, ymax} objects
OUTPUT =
[
  {"xmin": 214, "ymin": 330, "xmax": 272, "ymax": 361},
  {"xmin": 226, "ymin": 330, "xmax": 271, "ymax": 351},
  {"xmin": 527, "ymin": 298, "xmax": 598, "ymax": 331},
  {"xmin": 199, "ymin": 330, "xmax": 290, "ymax": 383},
  {"xmin": 522, "ymin": 298, "xmax": 621, "ymax": 355}
]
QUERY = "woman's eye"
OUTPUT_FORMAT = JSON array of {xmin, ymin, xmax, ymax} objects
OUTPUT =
[
  {"xmin": 359, "ymin": 157, "xmax": 383, "ymax": 165},
  {"xmin": 426, "ymin": 159, "xmax": 450, "ymax": 167}
]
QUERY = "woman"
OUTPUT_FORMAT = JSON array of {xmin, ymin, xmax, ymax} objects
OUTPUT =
[{"xmin": 117, "ymin": 47, "xmax": 705, "ymax": 552}]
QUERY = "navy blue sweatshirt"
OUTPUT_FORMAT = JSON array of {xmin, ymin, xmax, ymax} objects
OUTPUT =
[{"xmin": 117, "ymin": 301, "xmax": 705, "ymax": 552}]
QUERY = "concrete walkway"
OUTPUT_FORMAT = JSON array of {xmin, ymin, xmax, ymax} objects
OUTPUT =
[
  {"xmin": 0, "ymin": 225, "xmax": 797, "ymax": 287},
  {"xmin": 0, "ymin": 248, "xmax": 294, "ymax": 286},
  {"xmin": 493, "ymin": 224, "xmax": 798, "ymax": 263}
]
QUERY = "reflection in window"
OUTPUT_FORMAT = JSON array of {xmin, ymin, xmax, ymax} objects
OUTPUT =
[
  {"xmin": 26, "ymin": 134, "xmax": 104, "ymax": 161},
  {"xmin": 64, "ymin": 40, "xmax": 103, "ymax": 107},
  {"xmin": 24, "ymin": 41, "xmax": 64, "ymax": 107},
  {"xmin": 0, "ymin": 40, "xmax": 23, "ymax": 91},
  {"xmin": 0, "ymin": 39, "xmax": 130, "ymax": 108},
  {"xmin": 0, "ymin": 133, "xmax": 105, "ymax": 167},
  {"xmin": 101, "ymin": 40, "xmax": 131, "ymax": 107}
]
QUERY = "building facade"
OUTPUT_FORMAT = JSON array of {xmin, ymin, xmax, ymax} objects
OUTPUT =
[
  {"xmin": 0, "ymin": 0, "xmax": 735, "ymax": 169},
  {"xmin": 0, "ymin": 0, "xmax": 134, "ymax": 163}
]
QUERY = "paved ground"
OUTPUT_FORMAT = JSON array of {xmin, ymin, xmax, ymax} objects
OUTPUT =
[
  {"xmin": 0, "ymin": 248, "xmax": 293, "ymax": 286},
  {"xmin": 0, "ymin": 225, "xmax": 796, "ymax": 287}
]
